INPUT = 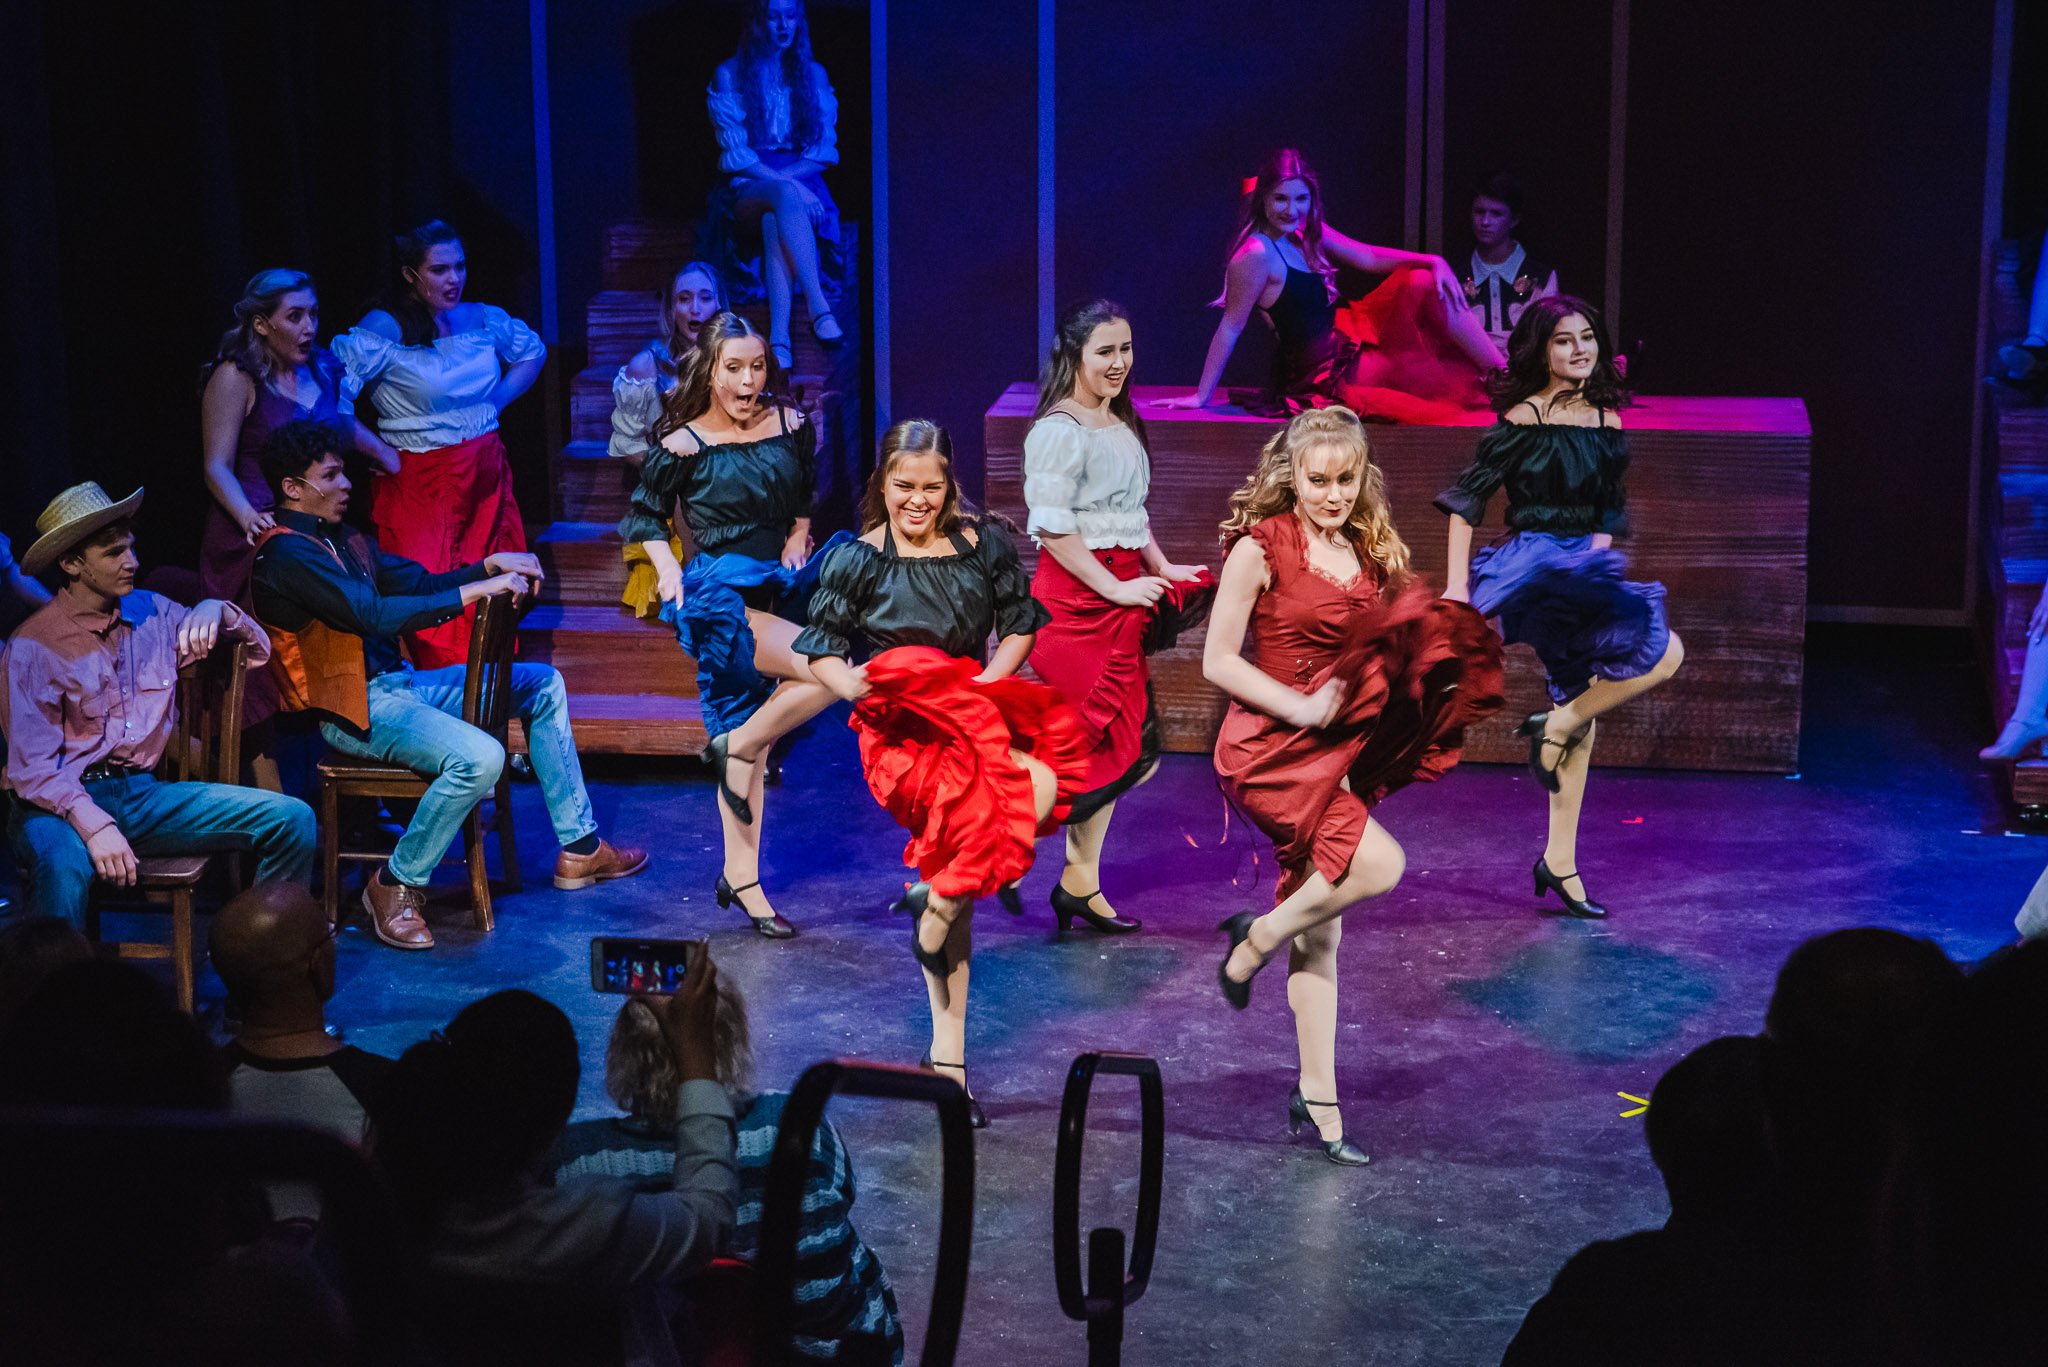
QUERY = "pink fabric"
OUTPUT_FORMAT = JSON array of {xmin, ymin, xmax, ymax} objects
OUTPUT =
[{"xmin": 0, "ymin": 591, "xmax": 271, "ymax": 838}]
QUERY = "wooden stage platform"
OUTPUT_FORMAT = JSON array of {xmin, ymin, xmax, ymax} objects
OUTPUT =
[{"xmin": 986, "ymin": 385, "xmax": 1811, "ymax": 773}]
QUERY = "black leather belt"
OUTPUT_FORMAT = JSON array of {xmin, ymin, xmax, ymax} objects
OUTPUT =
[{"xmin": 79, "ymin": 762, "xmax": 147, "ymax": 784}]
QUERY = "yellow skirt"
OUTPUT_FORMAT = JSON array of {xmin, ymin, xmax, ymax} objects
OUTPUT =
[{"xmin": 622, "ymin": 537, "xmax": 686, "ymax": 621}]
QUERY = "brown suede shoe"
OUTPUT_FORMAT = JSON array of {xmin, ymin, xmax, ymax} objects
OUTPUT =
[
  {"xmin": 554, "ymin": 839, "xmax": 651, "ymax": 890},
  {"xmin": 361, "ymin": 875, "xmax": 434, "ymax": 951}
]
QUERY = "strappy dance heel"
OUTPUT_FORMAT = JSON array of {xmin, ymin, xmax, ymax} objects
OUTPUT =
[
  {"xmin": 1533, "ymin": 857, "xmax": 1608, "ymax": 919},
  {"xmin": 1218, "ymin": 911, "xmax": 1267, "ymax": 1010},
  {"xmin": 705, "ymin": 733, "xmax": 754, "ymax": 826},
  {"xmin": 1288, "ymin": 1087, "xmax": 1370, "ymax": 1166},
  {"xmin": 1051, "ymin": 884, "xmax": 1140, "ymax": 935},
  {"xmin": 809, "ymin": 311, "xmax": 847, "ymax": 352},
  {"xmin": 900, "ymin": 883, "xmax": 953, "ymax": 976},
  {"xmin": 996, "ymin": 884, "xmax": 1024, "ymax": 916},
  {"xmin": 717, "ymin": 874, "xmax": 795, "ymax": 938},
  {"xmin": 920, "ymin": 1052, "xmax": 986, "ymax": 1129},
  {"xmin": 1515, "ymin": 713, "xmax": 1572, "ymax": 794},
  {"xmin": 769, "ymin": 341, "xmax": 795, "ymax": 373}
]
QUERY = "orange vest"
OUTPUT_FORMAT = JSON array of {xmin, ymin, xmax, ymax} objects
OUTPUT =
[{"xmin": 254, "ymin": 526, "xmax": 372, "ymax": 730}]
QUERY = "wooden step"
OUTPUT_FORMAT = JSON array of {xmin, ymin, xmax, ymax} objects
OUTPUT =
[
  {"xmin": 534, "ymin": 522, "xmax": 632, "ymax": 605},
  {"xmin": 511, "ymin": 692, "xmax": 708, "ymax": 756},
  {"xmin": 558, "ymin": 441, "xmax": 637, "ymax": 524},
  {"xmin": 603, "ymin": 221, "xmax": 698, "ymax": 292},
  {"xmin": 1998, "ymin": 406, "xmax": 2048, "ymax": 477},
  {"xmin": 518, "ymin": 604, "xmax": 698, "ymax": 696},
  {"xmin": 589, "ymin": 290, "xmax": 660, "ymax": 370}
]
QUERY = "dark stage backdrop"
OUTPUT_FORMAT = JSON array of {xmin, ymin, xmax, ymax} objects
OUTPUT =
[{"xmin": 1, "ymin": 0, "xmax": 547, "ymax": 575}]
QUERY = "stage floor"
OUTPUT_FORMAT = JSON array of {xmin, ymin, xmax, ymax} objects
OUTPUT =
[{"xmin": 239, "ymin": 625, "xmax": 2036, "ymax": 1364}]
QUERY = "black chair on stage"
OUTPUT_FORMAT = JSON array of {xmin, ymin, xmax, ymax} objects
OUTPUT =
[{"xmin": 1054, "ymin": 1051, "xmax": 1165, "ymax": 1367}]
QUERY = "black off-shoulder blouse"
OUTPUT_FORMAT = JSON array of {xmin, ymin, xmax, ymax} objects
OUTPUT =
[
  {"xmin": 792, "ymin": 520, "xmax": 1051, "ymax": 663},
  {"xmin": 618, "ymin": 407, "xmax": 816, "ymax": 560},
  {"xmin": 1434, "ymin": 421, "xmax": 1632, "ymax": 537}
]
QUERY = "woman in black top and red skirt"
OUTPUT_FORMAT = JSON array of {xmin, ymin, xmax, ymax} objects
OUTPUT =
[
  {"xmin": 796, "ymin": 420, "xmax": 1089, "ymax": 1126},
  {"xmin": 1438, "ymin": 296, "xmax": 1684, "ymax": 918}
]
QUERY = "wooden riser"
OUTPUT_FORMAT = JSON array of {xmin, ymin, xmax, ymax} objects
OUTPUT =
[
  {"xmin": 603, "ymin": 221, "xmax": 697, "ymax": 292},
  {"xmin": 1998, "ymin": 407, "xmax": 2048, "ymax": 477},
  {"xmin": 989, "ymin": 387, "xmax": 1810, "ymax": 773},
  {"xmin": 518, "ymin": 604, "xmax": 699, "ymax": 696},
  {"xmin": 535, "ymin": 523, "xmax": 633, "ymax": 605},
  {"xmin": 510, "ymin": 693, "xmax": 708, "ymax": 756},
  {"xmin": 558, "ymin": 441, "xmax": 638, "ymax": 525}
]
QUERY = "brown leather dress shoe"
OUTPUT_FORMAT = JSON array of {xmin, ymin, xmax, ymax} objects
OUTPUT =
[
  {"xmin": 554, "ymin": 839, "xmax": 651, "ymax": 890},
  {"xmin": 361, "ymin": 876, "xmax": 434, "ymax": 951}
]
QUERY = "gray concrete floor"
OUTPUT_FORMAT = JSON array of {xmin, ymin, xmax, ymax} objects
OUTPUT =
[{"xmin": 239, "ymin": 626, "xmax": 2043, "ymax": 1365}]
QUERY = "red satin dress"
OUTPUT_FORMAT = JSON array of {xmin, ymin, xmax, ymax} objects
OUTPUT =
[{"xmin": 1213, "ymin": 514, "xmax": 1504, "ymax": 903}]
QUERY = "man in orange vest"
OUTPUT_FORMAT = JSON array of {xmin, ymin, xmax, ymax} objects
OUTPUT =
[{"xmin": 251, "ymin": 420, "xmax": 647, "ymax": 951}]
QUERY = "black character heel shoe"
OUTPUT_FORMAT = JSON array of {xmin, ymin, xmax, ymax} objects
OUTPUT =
[
  {"xmin": 1217, "ymin": 911, "xmax": 1266, "ymax": 1010},
  {"xmin": 1288, "ymin": 1087, "xmax": 1370, "ymax": 1166},
  {"xmin": 705, "ymin": 733, "xmax": 754, "ymax": 826},
  {"xmin": 997, "ymin": 884, "xmax": 1025, "ymax": 916},
  {"xmin": 810, "ymin": 311, "xmax": 848, "ymax": 353},
  {"xmin": 1051, "ymin": 885, "xmax": 1141, "ymax": 935},
  {"xmin": 1533, "ymin": 858, "xmax": 1608, "ymax": 919},
  {"xmin": 717, "ymin": 874, "xmax": 795, "ymax": 938},
  {"xmin": 1515, "ymin": 713, "xmax": 1572, "ymax": 794},
  {"xmin": 920, "ymin": 1053, "xmax": 987, "ymax": 1129},
  {"xmin": 900, "ymin": 883, "xmax": 953, "ymax": 976}
]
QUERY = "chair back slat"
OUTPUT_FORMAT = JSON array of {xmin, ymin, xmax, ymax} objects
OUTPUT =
[
  {"xmin": 462, "ymin": 596, "xmax": 520, "ymax": 739},
  {"xmin": 163, "ymin": 640, "xmax": 249, "ymax": 785}
]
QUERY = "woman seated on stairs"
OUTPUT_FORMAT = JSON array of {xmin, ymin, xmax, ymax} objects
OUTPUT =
[
  {"xmin": 612, "ymin": 261, "xmax": 729, "ymax": 622},
  {"xmin": 701, "ymin": 0, "xmax": 849, "ymax": 375}
]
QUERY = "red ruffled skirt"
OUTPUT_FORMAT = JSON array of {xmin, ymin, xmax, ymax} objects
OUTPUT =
[
  {"xmin": 1214, "ymin": 586, "xmax": 1505, "ymax": 903},
  {"xmin": 369, "ymin": 430, "xmax": 528, "ymax": 669},
  {"xmin": 1028, "ymin": 550, "xmax": 1215, "ymax": 800},
  {"xmin": 851, "ymin": 647, "xmax": 1092, "ymax": 899},
  {"xmin": 1330, "ymin": 269, "xmax": 1489, "ymax": 425}
]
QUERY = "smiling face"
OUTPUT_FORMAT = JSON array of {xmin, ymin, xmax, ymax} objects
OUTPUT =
[
  {"xmin": 1293, "ymin": 441, "xmax": 1363, "ymax": 535},
  {"xmin": 1262, "ymin": 177, "xmax": 1314, "ymax": 237},
  {"xmin": 1471, "ymin": 193, "xmax": 1517, "ymax": 253},
  {"xmin": 407, "ymin": 242, "xmax": 467, "ymax": 313},
  {"xmin": 763, "ymin": 0, "xmax": 802, "ymax": 50},
  {"xmin": 1072, "ymin": 319, "xmax": 1133, "ymax": 404},
  {"xmin": 882, "ymin": 449, "xmax": 952, "ymax": 543},
  {"xmin": 254, "ymin": 288, "xmax": 320, "ymax": 368},
  {"xmin": 668, "ymin": 269, "xmax": 722, "ymax": 346},
  {"xmin": 712, "ymin": 335, "xmax": 769, "ymax": 423},
  {"xmin": 1546, "ymin": 312, "xmax": 1598, "ymax": 386}
]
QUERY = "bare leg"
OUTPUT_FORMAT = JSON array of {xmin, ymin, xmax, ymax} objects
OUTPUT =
[
  {"xmin": 920, "ymin": 892, "xmax": 972, "ymax": 1071},
  {"xmin": 1439, "ymin": 286, "xmax": 1509, "ymax": 370},
  {"xmin": 1543, "ymin": 720, "xmax": 1596, "ymax": 902},
  {"xmin": 1986, "ymin": 632, "xmax": 2048, "ymax": 758},
  {"xmin": 762, "ymin": 186, "xmax": 839, "ymax": 340},
  {"xmin": 1288, "ymin": 917, "xmax": 1344, "ymax": 1141},
  {"xmin": 1061, "ymin": 800, "xmax": 1116, "ymax": 896},
  {"xmin": 717, "ymin": 612, "xmax": 834, "ymax": 922},
  {"xmin": 1227, "ymin": 820, "xmax": 1405, "ymax": 981},
  {"xmin": 759, "ymin": 210, "xmax": 794, "ymax": 358},
  {"xmin": 1014, "ymin": 751, "xmax": 1057, "ymax": 826},
  {"xmin": 1540, "ymin": 632, "xmax": 1685, "ymax": 756}
]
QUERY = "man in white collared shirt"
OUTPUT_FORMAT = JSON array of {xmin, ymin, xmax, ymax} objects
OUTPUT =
[{"xmin": 1464, "ymin": 174, "xmax": 1560, "ymax": 350}]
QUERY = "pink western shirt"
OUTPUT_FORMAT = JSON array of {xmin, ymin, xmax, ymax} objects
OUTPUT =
[{"xmin": 0, "ymin": 590, "xmax": 270, "ymax": 839}]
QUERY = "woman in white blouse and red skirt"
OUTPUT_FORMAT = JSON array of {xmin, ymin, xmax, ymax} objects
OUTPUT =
[
  {"xmin": 334, "ymin": 220, "xmax": 545, "ymax": 669},
  {"xmin": 1023, "ymin": 299, "xmax": 1214, "ymax": 934}
]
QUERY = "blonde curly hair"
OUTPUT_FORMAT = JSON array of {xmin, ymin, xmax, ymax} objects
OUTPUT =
[{"xmin": 1219, "ymin": 407, "xmax": 1411, "ymax": 587}]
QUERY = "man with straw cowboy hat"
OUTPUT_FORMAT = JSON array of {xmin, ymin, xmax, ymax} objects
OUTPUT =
[{"xmin": 0, "ymin": 482, "xmax": 315, "ymax": 929}]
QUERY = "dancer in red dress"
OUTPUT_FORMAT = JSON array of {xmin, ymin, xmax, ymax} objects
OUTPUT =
[
  {"xmin": 1209, "ymin": 407, "xmax": 1503, "ymax": 1164},
  {"xmin": 1160, "ymin": 148, "xmax": 1506, "ymax": 424},
  {"xmin": 798, "ymin": 421, "xmax": 1089, "ymax": 1127},
  {"xmin": 1024, "ymin": 299, "xmax": 1213, "ymax": 934}
]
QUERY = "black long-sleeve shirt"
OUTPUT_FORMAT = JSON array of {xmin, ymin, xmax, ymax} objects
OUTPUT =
[{"xmin": 252, "ymin": 510, "xmax": 488, "ymax": 678}]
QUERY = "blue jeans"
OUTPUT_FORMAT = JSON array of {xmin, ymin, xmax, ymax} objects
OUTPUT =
[
  {"xmin": 7, "ymin": 772, "xmax": 317, "ymax": 930},
  {"xmin": 318, "ymin": 663, "xmax": 595, "ymax": 886}
]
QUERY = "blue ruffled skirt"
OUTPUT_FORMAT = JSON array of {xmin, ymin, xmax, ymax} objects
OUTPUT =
[
  {"xmin": 1469, "ymin": 532, "xmax": 1670, "ymax": 705},
  {"xmin": 660, "ymin": 531, "xmax": 855, "ymax": 736}
]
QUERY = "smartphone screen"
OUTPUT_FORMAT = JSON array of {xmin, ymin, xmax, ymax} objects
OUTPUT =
[{"xmin": 590, "ymin": 937, "xmax": 694, "ymax": 994}]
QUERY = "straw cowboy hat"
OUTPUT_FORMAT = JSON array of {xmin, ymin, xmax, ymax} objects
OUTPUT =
[{"xmin": 22, "ymin": 482, "xmax": 145, "ymax": 576}]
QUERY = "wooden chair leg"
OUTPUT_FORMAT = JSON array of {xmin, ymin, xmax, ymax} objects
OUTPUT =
[
  {"xmin": 495, "ymin": 776, "xmax": 520, "ymax": 893},
  {"xmin": 466, "ymin": 810, "xmax": 493, "ymax": 933},
  {"xmin": 171, "ymin": 887, "xmax": 195, "ymax": 1016},
  {"xmin": 320, "ymin": 778, "xmax": 342, "ymax": 928}
]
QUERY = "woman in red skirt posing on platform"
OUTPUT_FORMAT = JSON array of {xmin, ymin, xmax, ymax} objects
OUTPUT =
[
  {"xmin": 798, "ymin": 421, "xmax": 1089, "ymax": 1127},
  {"xmin": 1207, "ymin": 407, "xmax": 1502, "ymax": 1165},
  {"xmin": 1023, "ymin": 299, "xmax": 1213, "ymax": 935},
  {"xmin": 335, "ymin": 220, "xmax": 544, "ymax": 668}
]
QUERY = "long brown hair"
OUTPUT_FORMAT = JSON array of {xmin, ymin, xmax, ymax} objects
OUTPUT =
[
  {"xmin": 1033, "ymin": 299, "xmax": 1148, "ymax": 452},
  {"xmin": 860, "ymin": 419, "xmax": 964, "ymax": 536},
  {"xmin": 1214, "ymin": 148, "xmax": 1337, "ymax": 307},
  {"xmin": 736, "ymin": 0, "xmax": 826, "ymax": 153},
  {"xmin": 1220, "ymin": 407, "xmax": 1410, "ymax": 588},
  {"xmin": 205, "ymin": 268, "xmax": 316, "ymax": 383},
  {"xmin": 1487, "ymin": 294, "xmax": 1632, "ymax": 415},
  {"xmin": 654, "ymin": 311, "xmax": 794, "ymax": 445}
]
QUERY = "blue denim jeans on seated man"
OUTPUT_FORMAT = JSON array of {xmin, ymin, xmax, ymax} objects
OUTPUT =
[
  {"xmin": 7, "ymin": 771, "xmax": 317, "ymax": 929},
  {"xmin": 318, "ymin": 662, "xmax": 596, "ymax": 887}
]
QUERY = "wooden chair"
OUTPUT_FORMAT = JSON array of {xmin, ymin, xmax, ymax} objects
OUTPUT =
[
  {"xmin": 84, "ymin": 640, "xmax": 249, "ymax": 1014},
  {"xmin": 316, "ymin": 594, "xmax": 521, "ymax": 932}
]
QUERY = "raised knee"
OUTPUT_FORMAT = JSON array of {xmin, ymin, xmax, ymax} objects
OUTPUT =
[
  {"xmin": 1355, "ymin": 838, "xmax": 1406, "ymax": 899},
  {"xmin": 448, "ymin": 737, "xmax": 506, "ymax": 790},
  {"xmin": 1658, "ymin": 631, "xmax": 1686, "ymax": 680},
  {"xmin": 768, "ymin": 179, "xmax": 804, "ymax": 211}
]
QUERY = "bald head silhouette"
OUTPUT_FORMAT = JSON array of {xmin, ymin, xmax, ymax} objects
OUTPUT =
[{"xmin": 210, "ymin": 881, "xmax": 335, "ymax": 1029}]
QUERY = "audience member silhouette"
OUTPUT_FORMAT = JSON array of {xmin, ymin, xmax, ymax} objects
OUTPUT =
[{"xmin": 0, "ymin": 913, "xmax": 91, "ymax": 1030}]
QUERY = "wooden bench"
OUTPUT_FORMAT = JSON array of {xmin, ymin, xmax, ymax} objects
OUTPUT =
[{"xmin": 986, "ymin": 385, "xmax": 1811, "ymax": 773}]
